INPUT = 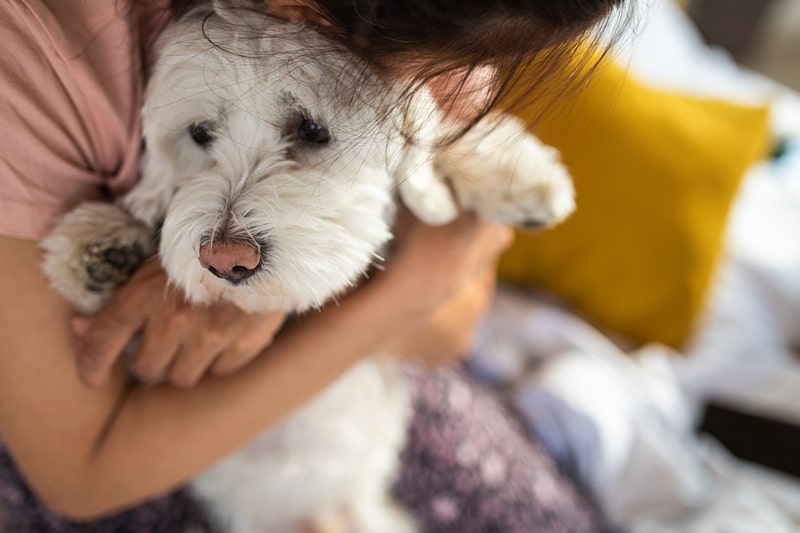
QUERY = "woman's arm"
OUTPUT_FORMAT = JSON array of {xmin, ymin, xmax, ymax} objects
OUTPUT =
[{"xmin": 0, "ymin": 214, "xmax": 511, "ymax": 520}]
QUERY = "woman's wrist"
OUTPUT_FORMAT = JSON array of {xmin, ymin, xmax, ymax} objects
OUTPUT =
[{"xmin": 379, "ymin": 266, "xmax": 497, "ymax": 363}]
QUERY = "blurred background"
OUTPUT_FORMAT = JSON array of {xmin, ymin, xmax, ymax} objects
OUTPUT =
[
  {"xmin": 478, "ymin": 0, "xmax": 800, "ymax": 531},
  {"xmin": 688, "ymin": 0, "xmax": 800, "ymax": 91}
]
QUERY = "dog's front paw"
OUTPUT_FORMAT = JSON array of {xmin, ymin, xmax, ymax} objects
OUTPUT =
[
  {"xmin": 81, "ymin": 241, "xmax": 146, "ymax": 293},
  {"xmin": 399, "ymin": 164, "xmax": 460, "ymax": 226},
  {"xmin": 436, "ymin": 115, "xmax": 575, "ymax": 229},
  {"xmin": 41, "ymin": 203, "xmax": 155, "ymax": 314}
]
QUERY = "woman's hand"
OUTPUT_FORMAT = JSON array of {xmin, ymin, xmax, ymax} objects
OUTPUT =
[
  {"xmin": 384, "ymin": 208, "xmax": 512, "ymax": 312},
  {"xmin": 382, "ymin": 265, "xmax": 499, "ymax": 365},
  {"xmin": 75, "ymin": 258, "xmax": 286, "ymax": 388},
  {"xmin": 76, "ymin": 210, "xmax": 508, "ymax": 387},
  {"xmin": 376, "ymin": 209, "xmax": 513, "ymax": 359}
]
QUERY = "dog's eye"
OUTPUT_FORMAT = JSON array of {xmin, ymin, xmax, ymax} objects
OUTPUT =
[
  {"xmin": 298, "ymin": 119, "xmax": 330, "ymax": 145},
  {"xmin": 188, "ymin": 121, "xmax": 215, "ymax": 146}
]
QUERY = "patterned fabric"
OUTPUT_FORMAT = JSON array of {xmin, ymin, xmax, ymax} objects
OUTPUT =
[
  {"xmin": 0, "ymin": 366, "xmax": 608, "ymax": 532},
  {"xmin": 394, "ymin": 366, "xmax": 609, "ymax": 533}
]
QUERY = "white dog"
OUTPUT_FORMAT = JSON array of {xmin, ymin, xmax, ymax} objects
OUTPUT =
[{"xmin": 42, "ymin": 2, "xmax": 574, "ymax": 532}]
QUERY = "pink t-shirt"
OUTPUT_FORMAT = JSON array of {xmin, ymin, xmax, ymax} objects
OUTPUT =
[{"xmin": 0, "ymin": 0, "xmax": 171, "ymax": 240}]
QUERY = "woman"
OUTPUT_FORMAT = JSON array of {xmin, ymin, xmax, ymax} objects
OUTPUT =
[{"xmin": 0, "ymin": 0, "xmax": 625, "ymax": 530}]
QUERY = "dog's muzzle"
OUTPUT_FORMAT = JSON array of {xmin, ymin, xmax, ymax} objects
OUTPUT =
[{"xmin": 198, "ymin": 238, "xmax": 262, "ymax": 284}]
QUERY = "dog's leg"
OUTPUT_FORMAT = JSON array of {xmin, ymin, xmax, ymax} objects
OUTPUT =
[
  {"xmin": 396, "ymin": 145, "xmax": 459, "ymax": 226},
  {"xmin": 394, "ymin": 88, "xmax": 460, "ymax": 226},
  {"xmin": 41, "ymin": 138, "xmax": 186, "ymax": 313},
  {"xmin": 119, "ymin": 148, "xmax": 182, "ymax": 228},
  {"xmin": 435, "ymin": 114, "xmax": 575, "ymax": 229},
  {"xmin": 41, "ymin": 203, "xmax": 155, "ymax": 314}
]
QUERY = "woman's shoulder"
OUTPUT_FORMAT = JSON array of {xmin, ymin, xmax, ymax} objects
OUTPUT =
[
  {"xmin": 2, "ymin": 1, "xmax": 170, "ymax": 59},
  {"xmin": 0, "ymin": 0, "xmax": 172, "ymax": 241}
]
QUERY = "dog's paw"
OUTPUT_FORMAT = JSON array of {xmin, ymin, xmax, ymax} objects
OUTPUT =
[
  {"xmin": 81, "ymin": 241, "xmax": 146, "ymax": 292},
  {"xmin": 399, "ymin": 164, "xmax": 459, "ymax": 226},
  {"xmin": 396, "ymin": 143, "xmax": 460, "ymax": 226},
  {"xmin": 41, "ymin": 203, "xmax": 155, "ymax": 314},
  {"xmin": 436, "ymin": 115, "xmax": 575, "ymax": 229}
]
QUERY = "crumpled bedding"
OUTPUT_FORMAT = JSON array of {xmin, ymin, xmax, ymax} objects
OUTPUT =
[
  {"xmin": 469, "ymin": 0, "xmax": 800, "ymax": 530},
  {"xmin": 471, "ymin": 286, "xmax": 800, "ymax": 531}
]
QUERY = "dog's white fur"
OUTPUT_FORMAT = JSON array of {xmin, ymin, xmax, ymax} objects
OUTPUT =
[{"xmin": 42, "ymin": 3, "xmax": 574, "ymax": 532}]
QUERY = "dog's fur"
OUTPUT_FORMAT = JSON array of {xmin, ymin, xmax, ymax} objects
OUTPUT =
[{"xmin": 41, "ymin": 3, "xmax": 574, "ymax": 532}]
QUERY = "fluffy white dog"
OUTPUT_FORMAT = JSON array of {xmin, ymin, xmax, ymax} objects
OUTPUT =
[{"xmin": 42, "ymin": 2, "xmax": 574, "ymax": 532}]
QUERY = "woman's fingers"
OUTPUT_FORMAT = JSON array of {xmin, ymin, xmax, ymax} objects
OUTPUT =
[
  {"xmin": 76, "ymin": 280, "xmax": 154, "ymax": 387},
  {"xmin": 382, "ymin": 264, "xmax": 499, "ymax": 364},
  {"xmin": 108, "ymin": 295, "xmax": 286, "ymax": 388},
  {"xmin": 77, "ymin": 260, "xmax": 169, "ymax": 386},
  {"xmin": 388, "ymin": 210, "xmax": 513, "ymax": 315},
  {"xmin": 164, "ymin": 305, "xmax": 240, "ymax": 387},
  {"xmin": 465, "ymin": 220, "xmax": 514, "ymax": 265},
  {"xmin": 125, "ymin": 299, "xmax": 286, "ymax": 388},
  {"xmin": 209, "ymin": 345, "xmax": 262, "ymax": 379},
  {"xmin": 210, "ymin": 312, "xmax": 286, "ymax": 377},
  {"xmin": 76, "ymin": 257, "xmax": 286, "ymax": 389},
  {"xmin": 167, "ymin": 346, "xmax": 221, "ymax": 388},
  {"xmin": 129, "ymin": 315, "xmax": 186, "ymax": 384},
  {"xmin": 77, "ymin": 315, "xmax": 144, "ymax": 387}
]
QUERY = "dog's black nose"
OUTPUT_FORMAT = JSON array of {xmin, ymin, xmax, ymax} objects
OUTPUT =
[
  {"xmin": 206, "ymin": 264, "xmax": 259, "ymax": 283},
  {"xmin": 199, "ymin": 239, "xmax": 261, "ymax": 284}
]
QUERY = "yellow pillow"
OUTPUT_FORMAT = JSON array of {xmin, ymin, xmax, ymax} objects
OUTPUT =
[{"xmin": 498, "ymin": 59, "xmax": 770, "ymax": 347}]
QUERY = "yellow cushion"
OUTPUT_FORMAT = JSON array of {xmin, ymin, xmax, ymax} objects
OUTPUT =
[{"xmin": 498, "ymin": 59, "xmax": 770, "ymax": 347}]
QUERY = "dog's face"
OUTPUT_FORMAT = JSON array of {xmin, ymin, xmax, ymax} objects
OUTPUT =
[{"xmin": 141, "ymin": 10, "xmax": 414, "ymax": 313}]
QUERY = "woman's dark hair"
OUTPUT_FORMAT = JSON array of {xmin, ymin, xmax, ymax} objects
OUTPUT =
[
  {"xmin": 170, "ymin": 0, "xmax": 630, "ymax": 136},
  {"xmin": 311, "ymin": 0, "xmax": 630, "ymax": 125},
  {"xmin": 318, "ymin": 0, "xmax": 622, "ymax": 60}
]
